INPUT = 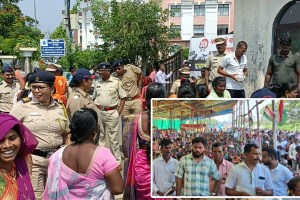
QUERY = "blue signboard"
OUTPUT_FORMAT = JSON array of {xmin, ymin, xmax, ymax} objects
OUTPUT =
[{"xmin": 40, "ymin": 39, "xmax": 65, "ymax": 57}]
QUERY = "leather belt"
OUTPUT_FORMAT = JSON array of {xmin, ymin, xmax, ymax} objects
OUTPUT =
[
  {"xmin": 96, "ymin": 105, "xmax": 117, "ymax": 111},
  {"xmin": 126, "ymin": 94, "xmax": 140, "ymax": 101},
  {"xmin": 32, "ymin": 148, "xmax": 58, "ymax": 158}
]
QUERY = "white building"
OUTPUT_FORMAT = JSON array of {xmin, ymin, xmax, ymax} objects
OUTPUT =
[
  {"xmin": 75, "ymin": 0, "xmax": 235, "ymax": 49},
  {"xmin": 73, "ymin": 0, "xmax": 101, "ymax": 50}
]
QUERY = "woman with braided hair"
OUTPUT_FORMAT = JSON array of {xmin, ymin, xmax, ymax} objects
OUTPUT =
[
  {"xmin": 124, "ymin": 82, "xmax": 166, "ymax": 200},
  {"xmin": 43, "ymin": 108, "xmax": 124, "ymax": 199}
]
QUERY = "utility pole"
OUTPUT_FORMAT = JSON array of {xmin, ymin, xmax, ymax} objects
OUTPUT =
[
  {"xmin": 64, "ymin": 0, "xmax": 72, "ymax": 39},
  {"xmin": 33, "ymin": 0, "xmax": 37, "ymax": 28}
]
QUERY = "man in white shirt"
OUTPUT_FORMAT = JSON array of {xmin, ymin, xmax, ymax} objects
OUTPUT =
[
  {"xmin": 225, "ymin": 143, "xmax": 273, "ymax": 196},
  {"xmin": 155, "ymin": 64, "xmax": 174, "ymax": 92},
  {"xmin": 217, "ymin": 41, "xmax": 248, "ymax": 98},
  {"xmin": 288, "ymin": 138, "xmax": 298, "ymax": 170},
  {"xmin": 261, "ymin": 147, "xmax": 293, "ymax": 196},
  {"xmin": 153, "ymin": 138, "xmax": 179, "ymax": 196}
]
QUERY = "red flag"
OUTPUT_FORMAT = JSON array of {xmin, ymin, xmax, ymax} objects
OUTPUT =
[{"xmin": 279, "ymin": 100, "xmax": 284, "ymax": 123}]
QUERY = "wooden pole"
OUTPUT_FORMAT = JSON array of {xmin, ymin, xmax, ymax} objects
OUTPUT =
[
  {"xmin": 272, "ymin": 100, "xmax": 277, "ymax": 150},
  {"xmin": 170, "ymin": 107, "xmax": 173, "ymax": 131},
  {"xmin": 247, "ymin": 100, "xmax": 251, "ymax": 129},
  {"xmin": 256, "ymin": 100, "xmax": 261, "ymax": 149},
  {"xmin": 239, "ymin": 101, "xmax": 242, "ymax": 141},
  {"xmin": 243, "ymin": 100, "xmax": 246, "ymax": 142},
  {"xmin": 232, "ymin": 106, "xmax": 235, "ymax": 131}
]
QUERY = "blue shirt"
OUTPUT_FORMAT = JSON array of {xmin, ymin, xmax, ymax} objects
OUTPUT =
[{"xmin": 268, "ymin": 163, "xmax": 293, "ymax": 196}]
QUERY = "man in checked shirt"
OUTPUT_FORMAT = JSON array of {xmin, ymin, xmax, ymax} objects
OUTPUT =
[{"xmin": 175, "ymin": 137, "xmax": 221, "ymax": 196}]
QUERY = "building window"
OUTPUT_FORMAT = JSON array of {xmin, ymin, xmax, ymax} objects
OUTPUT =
[
  {"xmin": 170, "ymin": 5, "xmax": 181, "ymax": 17},
  {"xmin": 194, "ymin": 5, "xmax": 205, "ymax": 16},
  {"xmin": 217, "ymin": 25, "xmax": 228, "ymax": 35},
  {"xmin": 274, "ymin": 1, "xmax": 300, "ymax": 55},
  {"xmin": 173, "ymin": 25, "xmax": 181, "ymax": 35},
  {"xmin": 218, "ymin": 4, "xmax": 229, "ymax": 16},
  {"xmin": 170, "ymin": 25, "xmax": 181, "ymax": 37},
  {"xmin": 194, "ymin": 25, "xmax": 204, "ymax": 36}
]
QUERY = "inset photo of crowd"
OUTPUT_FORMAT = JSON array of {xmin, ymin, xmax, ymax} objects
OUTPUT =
[{"xmin": 151, "ymin": 99, "xmax": 300, "ymax": 198}]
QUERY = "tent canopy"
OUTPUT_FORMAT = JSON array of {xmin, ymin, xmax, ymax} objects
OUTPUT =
[{"xmin": 153, "ymin": 100, "xmax": 238, "ymax": 120}]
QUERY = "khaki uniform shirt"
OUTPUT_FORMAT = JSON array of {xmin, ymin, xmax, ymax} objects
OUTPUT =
[
  {"xmin": 93, "ymin": 76, "xmax": 127, "ymax": 107},
  {"xmin": 205, "ymin": 53, "xmax": 226, "ymax": 81},
  {"xmin": 170, "ymin": 79, "xmax": 181, "ymax": 95},
  {"xmin": 0, "ymin": 81, "xmax": 21, "ymax": 112},
  {"xmin": 10, "ymin": 96, "xmax": 70, "ymax": 149},
  {"xmin": 67, "ymin": 87, "xmax": 100, "ymax": 120},
  {"xmin": 114, "ymin": 64, "xmax": 141, "ymax": 97}
]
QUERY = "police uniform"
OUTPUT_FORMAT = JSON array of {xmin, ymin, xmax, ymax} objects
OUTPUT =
[
  {"xmin": 169, "ymin": 67, "xmax": 190, "ymax": 97},
  {"xmin": 204, "ymin": 38, "xmax": 226, "ymax": 89},
  {"xmin": 66, "ymin": 68, "xmax": 98, "ymax": 120},
  {"xmin": 93, "ymin": 62, "xmax": 127, "ymax": 164},
  {"xmin": 112, "ymin": 59, "xmax": 142, "ymax": 116},
  {"xmin": 0, "ymin": 64, "xmax": 21, "ymax": 113},
  {"xmin": 9, "ymin": 71, "xmax": 70, "ymax": 200}
]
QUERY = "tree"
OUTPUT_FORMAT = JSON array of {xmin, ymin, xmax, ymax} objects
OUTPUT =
[
  {"xmin": 0, "ymin": 3, "xmax": 43, "ymax": 60},
  {"xmin": 50, "ymin": 23, "xmax": 66, "ymax": 39},
  {"xmin": 90, "ymin": 0, "xmax": 178, "ymax": 65}
]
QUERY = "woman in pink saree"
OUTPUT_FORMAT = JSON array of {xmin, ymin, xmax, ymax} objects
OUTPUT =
[
  {"xmin": 43, "ymin": 108, "xmax": 124, "ymax": 200},
  {"xmin": 124, "ymin": 83, "xmax": 166, "ymax": 200}
]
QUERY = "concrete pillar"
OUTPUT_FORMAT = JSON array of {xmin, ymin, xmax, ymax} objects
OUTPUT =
[
  {"xmin": 82, "ymin": 9, "xmax": 88, "ymax": 50},
  {"xmin": 181, "ymin": 0, "xmax": 194, "ymax": 40},
  {"xmin": 205, "ymin": 0, "xmax": 218, "ymax": 36}
]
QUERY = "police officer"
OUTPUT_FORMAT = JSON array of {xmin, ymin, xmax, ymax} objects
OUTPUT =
[
  {"xmin": 0, "ymin": 64, "xmax": 21, "ymax": 113},
  {"xmin": 67, "ymin": 68, "xmax": 99, "ymax": 120},
  {"xmin": 93, "ymin": 62, "xmax": 127, "ymax": 164},
  {"xmin": 10, "ymin": 71, "xmax": 70, "ymax": 200},
  {"xmin": 112, "ymin": 59, "xmax": 143, "ymax": 116},
  {"xmin": 204, "ymin": 37, "xmax": 227, "ymax": 89},
  {"xmin": 169, "ymin": 66, "xmax": 191, "ymax": 97}
]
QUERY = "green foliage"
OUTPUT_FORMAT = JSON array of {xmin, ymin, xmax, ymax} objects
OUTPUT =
[
  {"xmin": 50, "ymin": 23, "xmax": 66, "ymax": 40},
  {"xmin": 90, "ymin": 0, "xmax": 178, "ymax": 64},
  {"xmin": 57, "ymin": 44, "xmax": 105, "ymax": 70},
  {"xmin": 0, "ymin": 3, "xmax": 43, "ymax": 60},
  {"xmin": 183, "ymin": 48, "xmax": 189, "ymax": 60},
  {"xmin": 0, "ymin": 0, "xmax": 21, "ymax": 3}
]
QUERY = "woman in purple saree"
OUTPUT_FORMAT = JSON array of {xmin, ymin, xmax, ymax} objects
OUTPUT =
[
  {"xmin": 0, "ymin": 113, "xmax": 38, "ymax": 200},
  {"xmin": 124, "ymin": 83, "xmax": 166, "ymax": 200}
]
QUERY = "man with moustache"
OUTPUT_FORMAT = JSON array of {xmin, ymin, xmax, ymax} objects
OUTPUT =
[
  {"xmin": 261, "ymin": 147, "xmax": 293, "ymax": 196},
  {"xmin": 264, "ymin": 37, "xmax": 300, "ymax": 88},
  {"xmin": 175, "ymin": 137, "xmax": 221, "ymax": 196},
  {"xmin": 211, "ymin": 142, "xmax": 234, "ymax": 196},
  {"xmin": 93, "ymin": 62, "xmax": 127, "ymax": 165},
  {"xmin": 0, "ymin": 64, "xmax": 21, "ymax": 113},
  {"xmin": 204, "ymin": 37, "xmax": 227, "ymax": 90},
  {"xmin": 153, "ymin": 138, "xmax": 179, "ymax": 196},
  {"xmin": 225, "ymin": 143, "xmax": 274, "ymax": 196}
]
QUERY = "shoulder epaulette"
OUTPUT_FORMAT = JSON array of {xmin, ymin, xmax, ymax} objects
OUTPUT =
[
  {"xmin": 19, "ymin": 97, "xmax": 31, "ymax": 104},
  {"xmin": 111, "ymin": 72, "xmax": 118, "ymax": 78}
]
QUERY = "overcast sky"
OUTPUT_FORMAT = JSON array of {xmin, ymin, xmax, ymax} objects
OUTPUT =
[{"xmin": 18, "ymin": 0, "xmax": 76, "ymax": 35}]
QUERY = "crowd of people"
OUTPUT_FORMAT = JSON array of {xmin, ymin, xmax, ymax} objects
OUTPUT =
[
  {"xmin": 145, "ymin": 36, "xmax": 300, "ymax": 99},
  {"xmin": 0, "ymin": 35, "xmax": 299, "ymax": 200},
  {"xmin": 0, "ymin": 59, "xmax": 169, "ymax": 199},
  {"xmin": 152, "ymin": 128, "xmax": 300, "ymax": 197}
]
